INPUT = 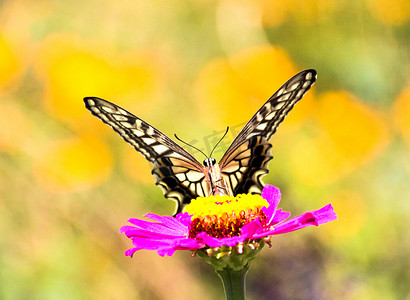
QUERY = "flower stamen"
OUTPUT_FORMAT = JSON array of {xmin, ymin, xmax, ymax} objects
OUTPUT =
[{"xmin": 185, "ymin": 194, "xmax": 269, "ymax": 239}]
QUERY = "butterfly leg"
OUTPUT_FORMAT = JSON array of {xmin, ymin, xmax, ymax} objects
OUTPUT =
[{"xmin": 207, "ymin": 179, "xmax": 232, "ymax": 197}]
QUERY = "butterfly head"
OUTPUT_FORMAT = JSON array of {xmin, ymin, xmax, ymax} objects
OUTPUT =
[{"xmin": 203, "ymin": 157, "xmax": 216, "ymax": 167}]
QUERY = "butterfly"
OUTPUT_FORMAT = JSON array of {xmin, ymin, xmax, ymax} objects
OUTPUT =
[{"xmin": 84, "ymin": 69, "xmax": 317, "ymax": 215}]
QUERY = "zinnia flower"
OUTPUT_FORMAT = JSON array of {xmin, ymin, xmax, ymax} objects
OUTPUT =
[{"xmin": 120, "ymin": 185, "xmax": 337, "ymax": 257}]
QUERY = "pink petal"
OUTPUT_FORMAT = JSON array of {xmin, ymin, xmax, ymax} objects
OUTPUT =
[
  {"xmin": 196, "ymin": 232, "xmax": 246, "ymax": 247},
  {"xmin": 240, "ymin": 218, "xmax": 264, "ymax": 237},
  {"xmin": 254, "ymin": 204, "xmax": 337, "ymax": 238},
  {"xmin": 125, "ymin": 235, "xmax": 203, "ymax": 257},
  {"xmin": 261, "ymin": 185, "xmax": 283, "ymax": 222},
  {"xmin": 261, "ymin": 185, "xmax": 281, "ymax": 208},
  {"xmin": 122, "ymin": 215, "xmax": 189, "ymax": 237},
  {"xmin": 124, "ymin": 248, "xmax": 139, "ymax": 257}
]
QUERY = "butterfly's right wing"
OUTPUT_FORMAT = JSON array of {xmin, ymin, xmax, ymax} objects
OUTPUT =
[
  {"xmin": 219, "ymin": 69, "xmax": 317, "ymax": 195},
  {"xmin": 84, "ymin": 97, "xmax": 207, "ymax": 214}
]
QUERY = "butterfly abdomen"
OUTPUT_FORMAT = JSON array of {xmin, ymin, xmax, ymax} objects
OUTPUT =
[{"xmin": 203, "ymin": 158, "xmax": 233, "ymax": 197}]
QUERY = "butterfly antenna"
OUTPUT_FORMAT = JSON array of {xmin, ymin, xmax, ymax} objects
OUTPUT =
[
  {"xmin": 174, "ymin": 134, "xmax": 208, "ymax": 159},
  {"xmin": 209, "ymin": 126, "xmax": 229, "ymax": 158}
]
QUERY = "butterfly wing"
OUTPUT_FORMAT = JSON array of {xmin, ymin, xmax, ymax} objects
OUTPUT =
[
  {"xmin": 84, "ymin": 97, "xmax": 207, "ymax": 214},
  {"xmin": 219, "ymin": 69, "xmax": 317, "ymax": 195}
]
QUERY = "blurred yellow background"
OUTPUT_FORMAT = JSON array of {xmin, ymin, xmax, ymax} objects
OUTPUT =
[{"xmin": 0, "ymin": 0, "xmax": 409, "ymax": 299}]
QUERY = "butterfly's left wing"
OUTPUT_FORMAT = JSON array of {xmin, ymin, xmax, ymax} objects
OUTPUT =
[
  {"xmin": 84, "ymin": 97, "xmax": 207, "ymax": 214},
  {"xmin": 219, "ymin": 69, "xmax": 317, "ymax": 195}
]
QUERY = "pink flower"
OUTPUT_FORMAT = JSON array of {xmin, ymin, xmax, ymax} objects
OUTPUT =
[{"xmin": 120, "ymin": 185, "xmax": 337, "ymax": 257}]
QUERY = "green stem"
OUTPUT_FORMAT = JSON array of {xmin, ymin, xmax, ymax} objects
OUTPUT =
[
  {"xmin": 216, "ymin": 265, "xmax": 249, "ymax": 300},
  {"xmin": 196, "ymin": 243, "xmax": 264, "ymax": 300}
]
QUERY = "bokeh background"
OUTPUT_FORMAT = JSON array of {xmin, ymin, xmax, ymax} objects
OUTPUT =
[{"xmin": 0, "ymin": 0, "xmax": 409, "ymax": 299}]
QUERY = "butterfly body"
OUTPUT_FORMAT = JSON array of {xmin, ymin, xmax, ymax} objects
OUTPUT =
[
  {"xmin": 203, "ymin": 158, "xmax": 232, "ymax": 197},
  {"xmin": 84, "ymin": 69, "xmax": 317, "ymax": 214}
]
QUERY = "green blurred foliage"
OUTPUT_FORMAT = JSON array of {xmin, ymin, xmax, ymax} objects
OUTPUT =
[{"xmin": 0, "ymin": 0, "xmax": 409, "ymax": 299}]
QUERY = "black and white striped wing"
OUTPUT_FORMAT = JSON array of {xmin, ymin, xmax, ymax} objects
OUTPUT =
[
  {"xmin": 84, "ymin": 97, "xmax": 207, "ymax": 214},
  {"xmin": 219, "ymin": 69, "xmax": 317, "ymax": 195}
]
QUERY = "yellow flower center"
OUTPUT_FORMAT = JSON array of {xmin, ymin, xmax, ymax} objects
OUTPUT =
[{"xmin": 184, "ymin": 194, "xmax": 269, "ymax": 238}]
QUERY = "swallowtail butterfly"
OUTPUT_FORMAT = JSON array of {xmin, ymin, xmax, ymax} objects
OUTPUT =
[{"xmin": 84, "ymin": 69, "xmax": 317, "ymax": 214}]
